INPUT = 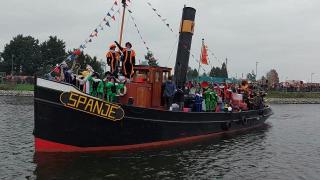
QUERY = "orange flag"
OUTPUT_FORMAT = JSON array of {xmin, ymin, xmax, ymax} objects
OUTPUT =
[{"xmin": 201, "ymin": 44, "xmax": 208, "ymax": 65}]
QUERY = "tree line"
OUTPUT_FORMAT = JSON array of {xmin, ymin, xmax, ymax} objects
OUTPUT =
[
  {"xmin": 0, "ymin": 35, "xmax": 103, "ymax": 76},
  {"xmin": 187, "ymin": 62, "xmax": 229, "ymax": 80}
]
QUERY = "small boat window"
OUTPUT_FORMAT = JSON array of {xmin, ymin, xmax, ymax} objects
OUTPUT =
[
  {"xmin": 163, "ymin": 72, "xmax": 169, "ymax": 82},
  {"xmin": 134, "ymin": 70, "xmax": 149, "ymax": 83},
  {"xmin": 155, "ymin": 71, "xmax": 160, "ymax": 82}
]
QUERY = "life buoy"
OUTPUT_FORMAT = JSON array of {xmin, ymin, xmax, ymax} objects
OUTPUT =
[
  {"xmin": 241, "ymin": 116, "xmax": 248, "ymax": 125},
  {"xmin": 221, "ymin": 121, "xmax": 232, "ymax": 131},
  {"xmin": 118, "ymin": 85, "xmax": 127, "ymax": 96}
]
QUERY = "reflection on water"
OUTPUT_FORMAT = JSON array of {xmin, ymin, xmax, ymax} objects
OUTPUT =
[
  {"xmin": 33, "ymin": 126, "xmax": 270, "ymax": 180},
  {"xmin": 1, "ymin": 96, "xmax": 320, "ymax": 180}
]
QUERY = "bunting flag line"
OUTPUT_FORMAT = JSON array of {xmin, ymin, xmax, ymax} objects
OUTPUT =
[
  {"xmin": 127, "ymin": 8, "xmax": 151, "ymax": 52},
  {"xmin": 146, "ymin": 1, "xmax": 175, "ymax": 34},
  {"xmin": 79, "ymin": 0, "xmax": 121, "ymax": 50},
  {"xmin": 207, "ymin": 48, "xmax": 223, "ymax": 66}
]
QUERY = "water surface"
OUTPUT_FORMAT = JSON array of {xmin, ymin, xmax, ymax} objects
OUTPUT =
[{"xmin": 1, "ymin": 96, "xmax": 320, "ymax": 179}]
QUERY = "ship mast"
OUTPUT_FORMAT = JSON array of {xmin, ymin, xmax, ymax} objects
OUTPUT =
[{"xmin": 118, "ymin": 0, "xmax": 127, "ymax": 46}]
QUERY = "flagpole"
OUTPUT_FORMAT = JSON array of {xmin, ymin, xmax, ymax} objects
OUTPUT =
[{"xmin": 119, "ymin": 0, "xmax": 126, "ymax": 46}]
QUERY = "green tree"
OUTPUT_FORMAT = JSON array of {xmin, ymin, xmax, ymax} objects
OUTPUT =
[
  {"xmin": 246, "ymin": 70, "xmax": 256, "ymax": 82},
  {"xmin": 209, "ymin": 63, "xmax": 228, "ymax": 78},
  {"xmin": 266, "ymin": 69, "xmax": 279, "ymax": 87},
  {"xmin": 0, "ymin": 35, "xmax": 41, "ymax": 75},
  {"xmin": 187, "ymin": 67, "xmax": 199, "ymax": 80},
  {"xmin": 221, "ymin": 62, "xmax": 228, "ymax": 78},
  {"xmin": 40, "ymin": 36, "xmax": 67, "ymax": 74},
  {"xmin": 76, "ymin": 51, "xmax": 103, "ymax": 75},
  {"xmin": 144, "ymin": 51, "xmax": 158, "ymax": 66}
]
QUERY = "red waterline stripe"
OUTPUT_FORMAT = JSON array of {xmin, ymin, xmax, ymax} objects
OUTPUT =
[{"xmin": 35, "ymin": 124, "xmax": 265, "ymax": 152}]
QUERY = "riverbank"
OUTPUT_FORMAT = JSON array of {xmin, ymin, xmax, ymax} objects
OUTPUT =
[
  {"xmin": 0, "ymin": 90, "xmax": 34, "ymax": 97},
  {"xmin": 1, "ymin": 89, "xmax": 320, "ymax": 104},
  {"xmin": 266, "ymin": 98, "xmax": 320, "ymax": 104}
]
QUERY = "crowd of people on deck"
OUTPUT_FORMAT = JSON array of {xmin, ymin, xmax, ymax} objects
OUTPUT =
[
  {"xmin": 48, "ymin": 41, "xmax": 135, "ymax": 103},
  {"xmin": 163, "ymin": 78, "xmax": 267, "ymax": 112},
  {"xmin": 49, "ymin": 40, "xmax": 266, "ymax": 112}
]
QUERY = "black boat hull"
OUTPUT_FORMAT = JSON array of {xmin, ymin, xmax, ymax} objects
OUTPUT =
[{"xmin": 34, "ymin": 78, "xmax": 273, "ymax": 152}]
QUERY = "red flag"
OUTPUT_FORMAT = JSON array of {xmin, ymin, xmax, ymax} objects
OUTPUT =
[
  {"xmin": 201, "ymin": 44, "xmax": 208, "ymax": 65},
  {"xmin": 53, "ymin": 65, "xmax": 60, "ymax": 74},
  {"xmin": 73, "ymin": 49, "xmax": 81, "ymax": 55},
  {"xmin": 112, "ymin": 15, "xmax": 116, "ymax": 21},
  {"xmin": 114, "ymin": 1, "xmax": 118, "ymax": 5}
]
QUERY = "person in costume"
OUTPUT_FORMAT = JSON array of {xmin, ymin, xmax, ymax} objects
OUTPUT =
[
  {"xmin": 77, "ymin": 65, "xmax": 94, "ymax": 94},
  {"xmin": 106, "ymin": 44, "xmax": 120, "ymax": 76},
  {"xmin": 194, "ymin": 92, "xmax": 203, "ymax": 112},
  {"xmin": 115, "ymin": 41, "xmax": 136, "ymax": 79},
  {"xmin": 105, "ymin": 77, "xmax": 117, "ymax": 102},
  {"xmin": 209, "ymin": 90, "xmax": 218, "ymax": 111},
  {"xmin": 116, "ymin": 75, "xmax": 127, "ymax": 97}
]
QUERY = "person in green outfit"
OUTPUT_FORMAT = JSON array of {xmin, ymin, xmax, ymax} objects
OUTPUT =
[
  {"xmin": 96, "ymin": 78, "xmax": 104, "ymax": 99},
  {"xmin": 209, "ymin": 90, "xmax": 218, "ymax": 112},
  {"xmin": 105, "ymin": 77, "xmax": 117, "ymax": 102},
  {"xmin": 203, "ymin": 87, "xmax": 218, "ymax": 112},
  {"xmin": 87, "ymin": 72, "xmax": 102, "ymax": 97},
  {"xmin": 203, "ymin": 88, "xmax": 211, "ymax": 112}
]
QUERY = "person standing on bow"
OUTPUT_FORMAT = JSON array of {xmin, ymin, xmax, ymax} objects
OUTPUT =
[
  {"xmin": 114, "ymin": 41, "xmax": 136, "ymax": 79},
  {"xmin": 106, "ymin": 44, "xmax": 120, "ymax": 77}
]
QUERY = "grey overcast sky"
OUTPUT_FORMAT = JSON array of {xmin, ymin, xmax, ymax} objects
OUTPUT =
[{"xmin": 1, "ymin": 0, "xmax": 319, "ymax": 82}]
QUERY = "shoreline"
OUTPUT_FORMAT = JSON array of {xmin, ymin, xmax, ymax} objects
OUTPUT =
[
  {"xmin": 0, "ymin": 90, "xmax": 34, "ymax": 97},
  {"xmin": 266, "ymin": 98, "xmax": 320, "ymax": 104},
  {"xmin": 1, "ymin": 90, "xmax": 320, "ymax": 104}
]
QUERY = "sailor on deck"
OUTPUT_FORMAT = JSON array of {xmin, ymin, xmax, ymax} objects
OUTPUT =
[
  {"xmin": 115, "ymin": 41, "xmax": 136, "ymax": 79},
  {"xmin": 106, "ymin": 44, "xmax": 120, "ymax": 76}
]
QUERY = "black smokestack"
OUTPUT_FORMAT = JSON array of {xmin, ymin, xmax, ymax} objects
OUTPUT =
[{"xmin": 174, "ymin": 6, "xmax": 196, "ymax": 88}]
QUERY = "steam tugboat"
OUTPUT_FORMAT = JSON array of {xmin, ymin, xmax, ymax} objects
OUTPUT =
[{"xmin": 33, "ymin": 3, "xmax": 273, "ymax": 152}]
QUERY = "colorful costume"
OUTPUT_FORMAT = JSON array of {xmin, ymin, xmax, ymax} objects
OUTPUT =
[
  {"xmin": 115, "ymin": 41, "xmax": 136, "ymax": 79},
  {"xmin": 194, "ymin": 93, "xmax": 203, "ymax": 112},
  {"xmin": 106, "ymin": 45, "xmax": 120, "ymax": 75},
  {"xmin": 105, "ymin": 81, "xmax": 117, "ymax": 102},
  {"xmin": 203, "ymin": 88, "xmax": 218, "ymax": 112}
]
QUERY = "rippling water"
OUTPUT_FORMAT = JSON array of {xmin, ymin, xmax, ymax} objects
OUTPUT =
[{"xmin": 1, "ymin": 96, "xmax": 320, "ymax": 180}]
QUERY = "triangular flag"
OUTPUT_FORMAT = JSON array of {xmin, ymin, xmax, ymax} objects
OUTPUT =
[
  {"xmin": 152, "ymin": 8, "xmax": 156, "ymax": 11},
  {"xmin": 111, "ymin": 15, "xmax": 116, "ymax": 21},
  {"xmin": 162, "ymin": 18, "xmax": 167, "ymax": 22},
  {"xmin": 111, "ymin": 7, "xmax": 114, "ymax": 11},
  {"xmin": 114, "ymin": 1, "xmax": 118, "ymax": 5},
  {"xmin": 106, "ymin": 21, "xmax": 110, "ymax": 27},
  {"xmin": 157, "ymin": 14, "xmax": 161, "ymax": 17},
  {"xmin": 107, "ymin": 12, "xmax": 111, "ymax": 17},
  {"xmin": 117, "ymin": 9, "xmax": 120, "ymax": 14},
  {"xmin": 103, "ymin": 17, "xmax": 107, "ymax": 22},
  {"xmin": 147, "ymin": 2, "xmax": 151, "ymax": 6},
  {"xmin": 89, "ymin": 39, "xmax": 92, "ymax": 42},
  {"xmin": 166, "ymin": 24, "xmax": 170, "ymax": 27},
  {"xmin": 128, "ymin": 9, "xmax": 132, "ymax": 13},
  {"xmin": 94, "ymin": 28, "xmax": 98, "ymax": 33}
]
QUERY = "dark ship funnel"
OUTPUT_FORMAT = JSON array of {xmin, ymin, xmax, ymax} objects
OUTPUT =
[{"xmin": 174, "ymin": 6, "xmax": 196, "ymax": 88}]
